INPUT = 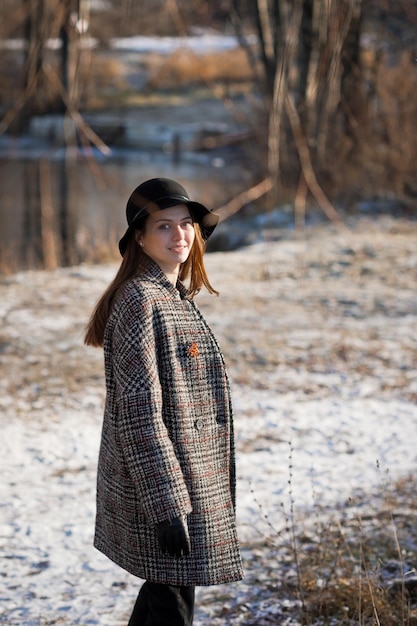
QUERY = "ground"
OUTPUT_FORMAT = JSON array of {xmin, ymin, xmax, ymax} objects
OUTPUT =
[{"xmin": 1, "ymin": 215, "xmax": 416, "ymax": 624}]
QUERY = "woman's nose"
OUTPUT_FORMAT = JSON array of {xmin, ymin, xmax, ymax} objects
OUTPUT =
[{"xmin": 172, "ymin": 224, "xmax": 183, "ymax": 239}]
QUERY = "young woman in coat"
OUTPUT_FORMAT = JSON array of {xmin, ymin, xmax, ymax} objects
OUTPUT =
[{"xmin": 84, "ymin": 178, "xmax": 243, "ymax": 625}]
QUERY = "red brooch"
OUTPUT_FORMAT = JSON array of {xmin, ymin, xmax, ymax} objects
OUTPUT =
[{"xmin": 188, "ymin": 342, "xmax": 199, "ymax": 357}]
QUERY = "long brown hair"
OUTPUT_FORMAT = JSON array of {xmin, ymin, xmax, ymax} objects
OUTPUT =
[{"xmin": 84, "ymin": 220, "xmax": 218, "ymax": 348}]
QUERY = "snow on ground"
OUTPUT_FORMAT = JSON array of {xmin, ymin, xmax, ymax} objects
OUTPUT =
[
  {"xmin": 1, "ymin": 216, "xmax": 416, "ymax": 624},
  {"xmin": 110, "ymin": 32, "xmax": 256, "ymax": 55}
]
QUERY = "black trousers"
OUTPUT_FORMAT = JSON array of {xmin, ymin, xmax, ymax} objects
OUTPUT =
[{"xmin": 127, "ymin": 581, "xmax": 195, "ymax": 626}]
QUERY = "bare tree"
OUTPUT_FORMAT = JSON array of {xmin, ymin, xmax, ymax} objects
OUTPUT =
[
  {"xmin": 7, "ymin": 0, "xmax": 87, "ymax": 131},
  {"xmin": 233, "ymin": 0, "xmax": 363, "ymax": 207},
  {"xmin": 19, "ymin": 0, "xmax": 47, "ymax": 129}
]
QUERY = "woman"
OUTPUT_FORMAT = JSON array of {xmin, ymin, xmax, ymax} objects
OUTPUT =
[{"xmin": 84, "ymin": 178, "xmax": 243, "ymax": 625}]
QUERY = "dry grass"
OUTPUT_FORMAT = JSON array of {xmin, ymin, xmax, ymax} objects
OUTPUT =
[
  {"xmin": 294, "ymin": 510, "xmax": 415, "ymax": 623},
  {"xmin": 368, "ymin": 51, "xmax": 417, "ymax": 194},
  {"xmin": 328, "ymin": 49, "xmax": 417, "ymax": 203},
  {"xmin": 77, "ymin": 45, "xmax": 257, "ymax": 110},
  {"xmin": 0, "ymin": 41, "xmax": 257, "ymax": 114},
  {"xmin": 142, "ymin": 46, "xmax": 256, "ymax": 88},
  {"xmin": 234, "ymin": 474, "xmax": 417, "ymax": 625}
]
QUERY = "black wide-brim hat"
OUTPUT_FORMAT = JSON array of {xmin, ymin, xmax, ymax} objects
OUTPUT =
[{"xmin": 119, "ymin": 177, "xmax": 219, "ymax": 256}]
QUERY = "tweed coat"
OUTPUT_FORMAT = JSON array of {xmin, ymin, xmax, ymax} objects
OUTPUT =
[{"xmin": 94, "ymin": 259, "xmax": 243, "ymax": 586}]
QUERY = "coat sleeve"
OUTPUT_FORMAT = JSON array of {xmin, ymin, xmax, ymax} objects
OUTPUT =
[{"xmin": 109, "ymin": 289, "xmax": 192, "ymax": 525}]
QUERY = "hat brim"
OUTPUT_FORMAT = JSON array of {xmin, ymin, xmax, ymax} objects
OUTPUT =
[{"xmin": 118, "ymin": 199, "xmax": 219, "ymax": 256}]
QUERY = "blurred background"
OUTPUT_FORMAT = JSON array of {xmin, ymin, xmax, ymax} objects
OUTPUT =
[{"xmin": 0, "ymin": 0, "xmax": 416, "ymax": 273}]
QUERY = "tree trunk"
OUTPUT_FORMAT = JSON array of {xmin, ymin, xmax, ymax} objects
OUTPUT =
[
  {"xmin": 17, "ymin": 0, "xmax": 46, "ymax": 130},
  {"xmin": 235, "ymin": 0, "xmax": 364, "ymax": 199}
]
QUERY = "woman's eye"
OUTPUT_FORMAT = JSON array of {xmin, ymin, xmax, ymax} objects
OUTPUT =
[{"xmin": 157, "ymin": 221, "xmax": 193, "ymax": 230}]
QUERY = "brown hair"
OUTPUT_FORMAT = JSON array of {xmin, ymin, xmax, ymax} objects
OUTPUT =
[{"xmin": 84, "ymin": 221, "xmax": 218, "ymax": 348}]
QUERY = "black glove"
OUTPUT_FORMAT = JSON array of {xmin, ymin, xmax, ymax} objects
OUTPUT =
[{"xmin": 157, "ymin": 516, "xmax": 191, "ymax": 558}]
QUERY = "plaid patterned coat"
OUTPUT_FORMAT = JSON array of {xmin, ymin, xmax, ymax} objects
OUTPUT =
[{"xmin": 94, "ymin": 260, "xmax": 243, "ymax": 586}]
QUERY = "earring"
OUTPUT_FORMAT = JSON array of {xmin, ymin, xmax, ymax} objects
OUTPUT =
[{"xmin": 139, "ymin": 241, "xmax": 144, "ymax": 247}]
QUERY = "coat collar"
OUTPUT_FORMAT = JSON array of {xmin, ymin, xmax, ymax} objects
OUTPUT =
[{"xmin": 139, "ymin": 256, "xmax": 190, "ymax": 300}]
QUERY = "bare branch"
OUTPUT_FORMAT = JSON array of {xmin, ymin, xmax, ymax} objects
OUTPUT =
[
  {"xmin": 284, "ymin": 91, "xmax": 349, "ymax": 232},
  {"xmin": 217, "ymin": 178, "xmax": 273, "ymax": 221},
  {"xmin": 43, "ymin": 65, "xmax": 111, "ymax": 156}
]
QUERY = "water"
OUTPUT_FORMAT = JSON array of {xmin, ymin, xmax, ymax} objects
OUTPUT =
[
  {"xmin": 0, "ymin": 142, "xmax": 250, "ymax": 273},
  {"xmin": 0, "ymin": 31, "xmax": 259, "ymax": 273}
]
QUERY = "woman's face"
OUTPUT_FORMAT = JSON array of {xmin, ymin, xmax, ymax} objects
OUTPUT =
[{"xmin": 139, "ymin": 204, "xmax": 195, "ymax": 275}]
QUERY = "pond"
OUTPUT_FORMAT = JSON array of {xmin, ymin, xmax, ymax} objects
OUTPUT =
[
  {"xmin": 0, "ymin": 33, "xmax": 262, "ymax": 273},
  {"xmin": 0, "ymin": 136, "xmax": 253, "ymax": 274}
]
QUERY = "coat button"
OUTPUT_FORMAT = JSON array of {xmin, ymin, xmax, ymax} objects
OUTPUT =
[{"xmin": 194, "ymin": 419, "xmax": 204, "ymax": 431}]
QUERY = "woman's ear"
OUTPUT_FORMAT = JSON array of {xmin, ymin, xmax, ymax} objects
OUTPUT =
[{"xmin": 135, "ymin": 232, "xmax": 144, "ymax": 247}]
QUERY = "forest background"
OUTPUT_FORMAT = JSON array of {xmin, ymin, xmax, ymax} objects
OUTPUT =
[{"xmin": 0, "ymin": 0, "xmax": 416, "ymax": 272}]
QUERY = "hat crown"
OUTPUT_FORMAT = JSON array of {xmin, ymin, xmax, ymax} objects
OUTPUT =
[{"xmin": 127, "ymin": 178, "xmax": 190, "ymax": 225}]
